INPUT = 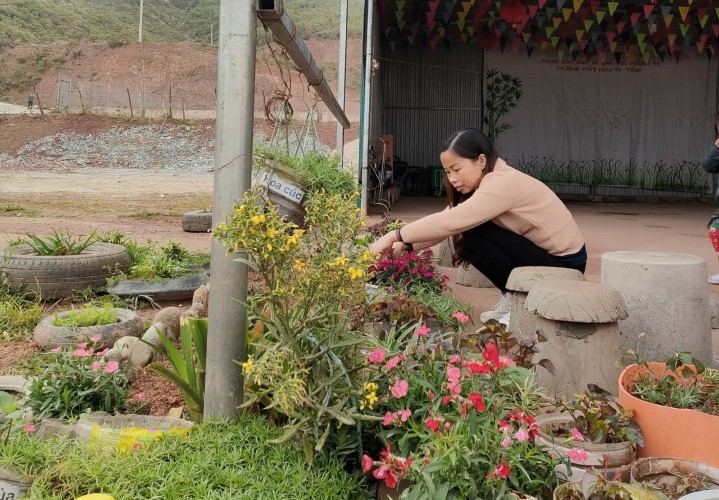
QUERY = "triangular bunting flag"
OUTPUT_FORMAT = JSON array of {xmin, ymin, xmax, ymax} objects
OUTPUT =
[
  {"xmin": 700, "ymin": 15, "xmax": 709, "ymax": 29},
  {"xmin": 596, "ymin": 10, "xmax": 605, "ymax": 23},
  {"xmin": 643, "ymin": 4, "xmax": 653, "ymax": 19},
  {"xmin": 526, "ymin": 45, "xmax": 535, "ymax": 57},
  {"xmin": 556, "ymin": 0, "xmax": 566, "ymax": 9},
  {"xmin": 584, "ymin": 20, "xmax": 594, "ymax": 31},
  {"xmin": 562, "ymin": 8, "xmax": 573, "ymax": 21},
  {"xmin": 553, "ymin": 17, "xmax": 562, "ymax": 28},
  {"xmin": 551, "ymin": 35, "xmax": 560, "ymax": 47},
  {"xmin": 630, "ymin": 12, "xmax": 640, "ymax": 27},
  {"xmin": 575, "ymin": 29, "xmax": 585, "ymax": 40},
  {"xmin": 573, "ymin": 0, "xmax": 583, "ymax": 12},
  {"xmin": 664, "ymin": 14, "xmax": 674, "ymax": 28},
  {"xmin": 678, "ymin": 6, "xmax": 689, "ymax": 23},
  {"xmin": 607, "ymin": 2, "xmax": 618, "ymax": 16}
]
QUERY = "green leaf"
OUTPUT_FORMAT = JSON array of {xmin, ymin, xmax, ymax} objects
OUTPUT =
[{"xmin": 0, "ymin": 391, "xmax": 17, "ymax": 413}]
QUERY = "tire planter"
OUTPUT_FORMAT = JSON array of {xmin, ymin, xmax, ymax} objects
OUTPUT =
[
  {"xmin": 181, "ymin": 210, "xmax": 213, "ymax": 233},
  {"xmin": 0, "ymin": 467, "xmax": 34, "ymax": 499},
  {"xmin": 76, "ymin": 412, "xmax": 193, "ymax": 453},
  {"xmin": 0, "ymin": 242, "xmax": 130, "ymax": 300},
  {"xmin": 536, "ymin": 413, "xmax": 635, "ymax": 483},
  {"xmin": 618, "ymin": 363, "xmax": 719, "ymax": 467},
  {"xmin": 630, "ymin": 458, "xmax": 719, "ymax": 496},
  {"xmin": 33, "ymin": 308, "xmax": 144, "ymax": 351}
]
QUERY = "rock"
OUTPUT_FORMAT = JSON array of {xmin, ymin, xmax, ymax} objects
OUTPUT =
[
  {"xmin": 185, "ymin": 284, "xmax": 209, "ymax": 318},
  {"xmin": 152, "ymin": 307, "xmax": 181, "ymax": 341},
  {"xmin": 129, "ymin": 334, "xmax": 154, "ymax": 368},
  {"xmin": 105, "ymin": 336, "xmax": 138, "ymax": 362},
  {"xmin": 35, "ymin": 418, "xmax": 76, "ymax": 439},
  {"xmin": 0, "ymin": 375, "xmax": 30, "ymax": 395}
]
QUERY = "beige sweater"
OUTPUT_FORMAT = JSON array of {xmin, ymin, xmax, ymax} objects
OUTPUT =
[{"xmin": 401, "ymin": 159, "xmax": 585, "ymax": 256}]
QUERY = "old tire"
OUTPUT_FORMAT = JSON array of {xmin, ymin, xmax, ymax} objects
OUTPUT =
[
  {"xmin": 33, "ymin": 308, "xmax": 144, "ymax": 350},
  {"xmin": 0, "ymin": 242, "xmax": 131, "ymax": 300},
  {"xmin": 181, "ymin": 211, "xmax": 212, "ymax": 233}
]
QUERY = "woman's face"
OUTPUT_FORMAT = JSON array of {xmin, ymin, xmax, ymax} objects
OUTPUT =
[{"xmin": 440, "ymin": 150, "xmax": 487, "ymax": 194}]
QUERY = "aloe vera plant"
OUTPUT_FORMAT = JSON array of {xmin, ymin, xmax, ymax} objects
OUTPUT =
[{"xmin": 147, "ymin": 316, "xmax": 208, "ymax": 422}]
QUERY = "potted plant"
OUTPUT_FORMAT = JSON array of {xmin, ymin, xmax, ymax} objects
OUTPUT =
[
  {"xmin": 360, "ymin": 321, "xmax": 561, "ymax": 499},
  {"xmin": 618, "ymin": 352, "xmax": 719, "ymax": 467},
  {"xmin": 252, "ymin": 145, "xmax": 356, "ymax": 227},
  {"xmin": 0, "ymin": 229, "xmax": 130, "ymax": 300},
  {"xmin": 554, "ymin": 472, "xmax": 658, "ymax": 499},
  {"xmin": 630, "ymin": 457, "xmax": 719, "ymax": 499},
  {"xmin": 535, "ymin": 385, "xmax": 644, "ymax": 482}
]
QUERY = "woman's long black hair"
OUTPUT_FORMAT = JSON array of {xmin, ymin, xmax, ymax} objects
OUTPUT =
[{"xmin": 440, "ymin": 128, "xmax": 498, "ymax": 266}]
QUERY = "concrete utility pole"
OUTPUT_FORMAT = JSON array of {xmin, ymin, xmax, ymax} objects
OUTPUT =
[
  {"xmin": 204, "ymin": 0, "xmax": 256, "ymax": 418},
  {"xmin": 138, "ymin": 0, "xmax": 144, "ymax": 43},
  {"xmin": 360, "ymin": 0, "xmax": 376, "ymax": 214},
  {"xmin": 335, "ymin": 0, "xmax": 348, "ymax": 159}
]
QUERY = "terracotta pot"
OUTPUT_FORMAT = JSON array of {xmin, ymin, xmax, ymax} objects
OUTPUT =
[
  {"xmin": 630, "ymin": 457, "xmax": 719, "ymax": 494},
  {"xmin": 618, "ymin": 363, "xmax": 719, "ymax": 467},
  {"xmin": 536, "ymin": 413, "xmax": 635, "ymax": 483}
]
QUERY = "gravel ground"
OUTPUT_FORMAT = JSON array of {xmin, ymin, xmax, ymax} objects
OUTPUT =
[
  {"xmin": 0, "ymin": 119, "xmax": 341, "ymax": 176},
  {"xmin": 0, "ymin": 124, "xmax": 216, "ymax": 176}
]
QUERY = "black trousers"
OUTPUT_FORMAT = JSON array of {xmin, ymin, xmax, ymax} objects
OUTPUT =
[{"xmin": 465, "ymin": 222, "xmax": 586, "ymax": 293}]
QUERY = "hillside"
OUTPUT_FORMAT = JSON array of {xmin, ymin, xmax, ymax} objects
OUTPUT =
[
  {"xmin": 0, "ymin": 38, "xmax": 363, "ymax": 122},
  {"xmin": 0, "ymin": 0, "xmax": 365, "ymax": 44}
]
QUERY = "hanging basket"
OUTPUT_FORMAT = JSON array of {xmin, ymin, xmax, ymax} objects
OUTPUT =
[{"xmin": 257, "ymin": 161, "xmax": 308, "ymax": 228}]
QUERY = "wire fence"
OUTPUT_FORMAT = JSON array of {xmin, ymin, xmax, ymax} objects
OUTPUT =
[{"xmin": 56, "ymin": 73, "xmax": 216, "ymax": 118}]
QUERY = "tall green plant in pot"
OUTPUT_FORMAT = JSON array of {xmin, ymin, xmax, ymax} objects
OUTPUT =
[{"xmin": 483, "ymin": 68, "xmax": 523, "ymax": 142}]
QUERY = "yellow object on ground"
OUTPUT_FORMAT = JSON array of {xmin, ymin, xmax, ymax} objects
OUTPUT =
[{"xmin": 75, "ymin": 495, "xmax": 115, "ymax": 500}]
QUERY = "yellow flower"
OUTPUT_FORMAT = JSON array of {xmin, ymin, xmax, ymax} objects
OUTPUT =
[
  {"xmin": 242, "ymin": 357, "xmax": 255, "ymax": 375},
  {"xmin": 294, "ymin": 260, "xmax": 306, "ymax": 270},
  {"xmin": 251, "ymin": 214, "xmax": 266, "ymax": 225},
  {"xmin": 266, "ymin": 243, "xmax": 272, "ymax": 251},
  {"xmin": 364, "ymin": 382, "xmax": 378, "ymax": 392},
  {"xmin": 348, "ymin": 267, "xmax": 364, "ymax": 280},
  {"xmin": 330, "ymin": 255, "xmax": 348, "ymax": 267},
  {"xmin": 360, "ymin": 250, "xmax": 373, "ymax": 262},
  {"xmin": 267, "ymin": 228, "xmax": 278, "ymax": 238}
]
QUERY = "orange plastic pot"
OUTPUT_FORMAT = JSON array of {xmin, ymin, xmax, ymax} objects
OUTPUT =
[{"xmin": 618, "ymin": 363, "xmax": 719, "ymax": 467}]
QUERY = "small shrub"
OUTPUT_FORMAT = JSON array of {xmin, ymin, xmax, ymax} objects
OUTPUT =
[
  {"xmin": 27, "ymin": 338, "xmax": 130, "ymax": 420},
  {"xmin": 21, "ymin": 229, "xmax": 97, "ymax": 256},
  {"xmin": 0, "ymin": 278, "xmax": 43, "ymax": 340},
  {"xmin": 52, "ymin": 303, "xmax": 118, "ymax": 328}
]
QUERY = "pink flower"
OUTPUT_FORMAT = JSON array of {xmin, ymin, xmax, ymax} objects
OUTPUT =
[
  {"xmin": 567, "ymin": 447, "xmax": 589, "ymax": 463},
  {"xmin": 398, "ymin": 409, "xmax": 411, "ymax": 422},
  {"xmin": 500, "ymin": 435, "xmax": 512, "ymax": 448},
  {"xmin": 76, "ymin": 342, "xmax": 88, "ymax": 348},
  {"xmin": 131, "ymin": 391, "xmax": 146, "ymax": 401},
  {"xmin": 414, "ymin": 324, "xmax": 431, "ymax": 337},
  {"xmin": 384, "ymin": 354, "xmax": 405, "ymax": 371},
  {"xmin": 90, "ymin": 335, "xmax": 102, "ymax": 343},
  {"xmin": 452, "ymin": 311, "xmax": 470, "ymax": 323},
  {"xmin": 514, "ymin": 428, "xmax": 530, "ymax": 442},
  {"xmin": 498, "ymin": 355, "xmax": 515, "ymax": 367},
  {"xmin": 383, "ymin": 412, "xmax": 395, "ymax": 426},
  {"xmin": 50, "ymin": 346, "xmax": 62, "ymax": 353},
  {"xmin": 498, "ymin": 419, "xmax": 511, "ymax": 432},
  {"xmin": 71, "ymin": 348, "xmax": 92, "ymax": 357},
  {"xmin": 571, "ymin": 427, "xmax": 585, "ymax": 442},
  {"xmin": 448, "ymin": 354, "xmax": 462, "ymax": 364},
  {"xmin": 95, "ymin": 348, "xmax": 109, "ymax": 357},
  {"xmin": 104, "ymin": 360, "xmax": 120, "ymax": 374},
  {"xmin": 362, "ymin": 454, "xmax": 375, "ymax": 473},
  {"xmin": 23, "ymin": 424, "xmax": 36, "ymax": 433},
  {"xmin": 368, "ymin": 348, "xmax": 386, "ymax": 364},
  {"xmin": 391, "ymin": 379, "xmax": 409, "ymax": 398},
  {"xmin": 91, "ymin": 361, "xmax": 102, "ymax": 372}
]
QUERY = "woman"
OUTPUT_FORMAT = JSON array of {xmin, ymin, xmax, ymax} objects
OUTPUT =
[
  {"xmin": 702, "ymin": 122, "xmax": 719, "ymax": 284},
  {"xmin": 370, "ymin": 128, "xmax": 587, "ymax": 326}
]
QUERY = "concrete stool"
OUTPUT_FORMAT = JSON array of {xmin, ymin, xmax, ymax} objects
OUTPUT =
[
  {"xmin": 601, "ymin": 251, "xmax": 712, "ymax": 366},
  {"xmin": 525, "ymin": 279, "xmax": 628, "ymax": 399},
  {"xmin": 506, "ymin": 266, "xmax": 586, "ymax": 341}
]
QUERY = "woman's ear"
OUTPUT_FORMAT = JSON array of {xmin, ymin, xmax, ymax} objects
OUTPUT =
[{"xmin": 477, "ymin": 154, "xmax": 487, "ymax": 170}]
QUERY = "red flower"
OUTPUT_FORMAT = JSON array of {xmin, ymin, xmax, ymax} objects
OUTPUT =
[
  {"xmin": 464, "ymin": 359, "xmax": 493, "ymax": 375},
  {"xmin": 362, "ymin": 454, "xmax": 374, "ymax": 473},
  {"xmin": 487, "ymin": 458, "xmax": 511, "ymax": 480},
  {"xmin": 425, "ymin": 418, "xmax": 441, "ymax": 434},
  {"xmin": 468, "ymin": 392, "xmax": 486, "ymax": 412},
  {"xmin": 482, "ymin": 342, "xmax": 506, "ymax": 370},
  {"xmin": 373, "ymin": 464, "xmax": 399, "ymax": 488}
]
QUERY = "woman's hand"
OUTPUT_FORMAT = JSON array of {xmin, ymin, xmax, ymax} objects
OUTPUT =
[{"xmin": 369, "ymin": 231, "xmax": 397, "ymax": 255}]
